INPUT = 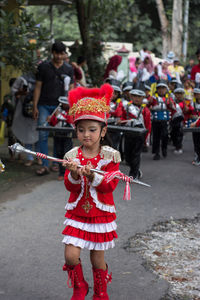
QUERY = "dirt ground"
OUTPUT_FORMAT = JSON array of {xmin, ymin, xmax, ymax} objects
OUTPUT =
[{"xmin": 0, "ymin": 138, "xmax": 62, "ymax": 203}]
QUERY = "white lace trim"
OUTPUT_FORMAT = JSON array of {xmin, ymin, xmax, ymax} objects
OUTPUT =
[
  {"xmin": 63, "ymin": 218, "xmax": 117, "ymax": 233},
  {"xmin": 68, "ymin": 172, "xmax": 81, "ymax": 184},
  {"xmin": 65, "ymin": 159, "xmax": 84, "ymax": 211},
  {"xmin": 65, "ymin": 158, "xmax": 116, "ymax": 213},
  {"xmin": 62, "ymin": 236, "xmax": 115, "ymax": 250},
  {"xmin": 89, "ymin": 158, "xmax": 116, "ymax": 213},
  {"xmin": 90, "ymin": 186, "xmax": 116, "ymax": 213},
  {"xmin": 91, "ymin": 173, "xmax": 104, "ymax": 187},
  {"xmin": 96, "ymin": 159, "xmax": 112, "ymax": 170}
]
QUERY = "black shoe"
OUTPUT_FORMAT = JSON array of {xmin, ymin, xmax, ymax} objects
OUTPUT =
[
  {"xmin": 162, "ymin": 149, "xmax": 167, "ymax": 158},
  {"xmin": 153, "ymin": 154, "xmax": 160, "ymax": 160}
]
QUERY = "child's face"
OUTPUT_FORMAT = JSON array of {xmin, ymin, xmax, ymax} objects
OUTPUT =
[
  {"xmin": 62, "ymin": 103, "xmax": 69, "ymax": 110},
  {"xmin": 123, "ymin": 90, "xmax": 131, "ymax": 100},
  {"xmin": 145, "ymin": 89, "xmax": 150, "ymax": 97},
  {"xmin": 111, "ymin": 90, "xmax": 120, "ymax": 102},
  {"xmin": 76, "ymin": 120, "xmax": 106, "ymax": 149},
  {"xmin": 175, "ymin": 92, "xmax": 184, "ymax": 102},
  {"xmin": 169, "ymin": 82, "xmax": 176, "ymax": 91},
  {"xmin": 157, "ymin": 86, "xmax": 167, "ymax": 97},
  {"xmin": 130, "ymin": 95, "xmax": 143, "ymax": 106},
  {"xmin": 194, "ymin": 93, "xmax": 200, "ymax": 103}
]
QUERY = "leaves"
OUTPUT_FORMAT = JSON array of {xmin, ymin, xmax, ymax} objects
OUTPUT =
[{"xmin": 0, "ymin": 3, "xmax": 49, "ymax": 75}]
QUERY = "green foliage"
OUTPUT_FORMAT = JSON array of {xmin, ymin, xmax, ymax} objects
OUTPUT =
[
  {"xmin": 26, "ymin": 5, "xmax": 80, "ymax": 41},
  {"xmin": 0, "ymin": 1, "xmax": 49, "ymax": 74}
]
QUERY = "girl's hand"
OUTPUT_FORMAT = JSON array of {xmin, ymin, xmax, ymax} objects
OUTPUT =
[
  {"xmin": 190, "ymin": 121, "xmax": 197, "ymax": 128},
  {"xmin": 77, "ymin": 162, "xmax": 94, "ymax": 182},
  {"xmin": 63, "ymin": 158, "xmax": 79, "ymax": 180}
]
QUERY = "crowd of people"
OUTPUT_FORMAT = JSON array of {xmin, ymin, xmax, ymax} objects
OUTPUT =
[
  {"xmin": 1, "ymin": 42, "xmax": 200, "ymax": 180},
  {"xmin": 102, "ymin": 46, "xmax": 200, "ymax": 179}
]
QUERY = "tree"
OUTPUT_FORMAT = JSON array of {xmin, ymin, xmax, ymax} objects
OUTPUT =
[
  {"xmin": 0, "ymin": 0, "xmax": 49, "ymax": 75},
  {"xmin": 171, "ymin": 0, "xmax": 183, "ymax": 58},
  {"xmin": 155, "ymin": 0, "xmax": 171, "ymax": 58}
]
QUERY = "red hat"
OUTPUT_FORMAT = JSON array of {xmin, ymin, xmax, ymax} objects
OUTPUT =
[{"xmin": 68, "ymin": 84, "xmax": 113, "ymax": 123}]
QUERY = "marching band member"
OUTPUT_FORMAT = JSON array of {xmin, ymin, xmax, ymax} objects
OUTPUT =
[
  {"xmin": 123, "ymin": 84, "xmax": 151, "ymax": 179},
  {"xmin": 107, "ymin": 79, "xmax": 123, "ymax": 150},
  {"xmin": 122, "ymin": 81, "xmax": 133, "ymax": 102},
  {"xmin": 48, "ymin": 96, "xmax": 73, "ymax": 180},
  {"xmin": 190, "ymin": 84, "xmax": 200, "ymax": 166},
  {"xmin": 62, "ymin": 84, "xmax": 121, "ymax": 300},
  {"xmin": 170, "ymin": 84, "xmax": 185, "ymax": 154},
  {"xmin": 168, "ymin": 77, "xmax": 178, "ymax": 101},
  {"xmin": 150, "ymin": 79, "xmax": 176, "ymax": 160}
]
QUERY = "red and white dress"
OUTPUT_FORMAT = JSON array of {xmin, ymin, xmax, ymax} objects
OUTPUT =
[{"xmin": 62, "ymin": 146, "xmax": 121, "ymax": 250}]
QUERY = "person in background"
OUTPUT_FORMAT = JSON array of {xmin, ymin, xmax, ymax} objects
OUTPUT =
[
  {"xmin": 48, "ymin": 97, "xmax": 73, "ymax": 180},
  {"xmin": 191, "ymin": 48, "xmax": 200, "ymax": 84},
  {"xmin": 190, "ymin": 84, "xmax": 200, "ymax": 166},
  {"xmin": 165, "ymin": 51, "xmax": 175, "ymax": 65},
  {"xmin": 77, "ymin": 56, "xmax": 87, "ymax": 87},
  {"xmin": 182, "ymin": 76, "xmax": 193, "ymax": 102},
  {"xmin": 138, "ymin": 54, "xmax": 154, "ymax": 82},
  {"xmin": 12, "ymin": 73, "xmax": 40, "ymax": 166},
  {"xmin": 122, "ymin": 81, "xmax": 133, "ymax": 102},
  {"xmin": 33, "ymin": 41, "xmax": 74, "ymax": 176},
  {"xmin": 104, "ymin": 55, "xmax": 122, "ymax": 81},
  {"xmin": 168, "ymin": 77, "xmax": 178, "ymax": 101},
  {"xmin": 185, "ymin": 58, "xmax": 195, "ymax": 78},
  {"xmin": 170, "ymin": 84, "xmax": 185, "ymax": 155},
  {"xmin": 150, "ymin": 80, "xmax": 176, "ymax": 160},
  {"xmin": 64, "ymin": 52, "xmax": 82, "ymax": 88},
  {"xmin": 1, "ymin": 78, "xmax": 16, "ymax": 160},
  {"xmin": 140, "ymin": 47, "xmax": 149, "ymax": 61},
  {"xmin": 107, "ymin": 79, "xmax": 123, "ymax": 150},
  {"xmin": 128, "ymin": 57, "xmax": 138, "ymax": 83},
  {"xmin": 123, "ymin": 84, "xmax": 151, "ymax": 179},
  {"xmin": 168, "ymin": 58, "xmax": 185, "ymax": 81}
]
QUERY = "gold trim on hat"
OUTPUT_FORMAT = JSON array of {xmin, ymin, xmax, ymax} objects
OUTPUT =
[{"xmin": 69, "ymin": 97, "xmax": 110, "ymax": 116}]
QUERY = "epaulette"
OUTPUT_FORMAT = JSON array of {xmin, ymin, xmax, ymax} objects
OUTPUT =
[
  {"xmin": 100, "ymin": 146, "xmax": 121, "ymax": 163},
  {"xmin": 64, "ymin": 146, "xmax": 79, "ymax": 160}
]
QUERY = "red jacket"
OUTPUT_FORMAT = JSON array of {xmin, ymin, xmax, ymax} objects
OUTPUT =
[
  {"xmin": 142, "ymin": 106, "xmax": 151, "ymax": 141},
  {"xmin": 196, "ymin": 118, "xmax": 200, "ymax": 127},
  {"xmin": 178, "ymin": 101, "xmax": 195, "ymax": 122},
  {"xmin": 49, "ymin": 110, "xmax": 73, "ymax": 127},
  {"xmin": 63, "ymin": 146, "xmax": 120, "ymax": 219},
  {"xmin": 191, "ymin": 63, "xmax": 200, "ymax": 81},
  {"xmin": 110, "ymin": 100, "xmax": 124, "ymax": 118}
]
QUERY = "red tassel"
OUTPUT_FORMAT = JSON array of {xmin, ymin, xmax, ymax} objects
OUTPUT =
[{"xmin": 123, "ymin": 181, "xmax": 131, "ymax": 201}]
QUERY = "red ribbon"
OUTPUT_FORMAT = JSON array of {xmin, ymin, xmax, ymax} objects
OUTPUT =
[{"xmin": 104, "ymin": 171, "xmax": 132, "ymax": 201}]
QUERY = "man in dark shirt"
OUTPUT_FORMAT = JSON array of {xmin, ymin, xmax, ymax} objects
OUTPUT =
[{"xmin": 33, "ymin": 41, "xmax": 74, "ymax": 175}]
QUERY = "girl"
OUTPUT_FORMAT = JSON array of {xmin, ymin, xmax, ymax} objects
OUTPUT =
[{"xmin": 62, "ymin": 84, "xmax": 121, "ymax": 300}]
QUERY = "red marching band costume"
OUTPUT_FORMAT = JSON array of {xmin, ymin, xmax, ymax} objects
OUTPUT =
[{"xmin": 62, "ymin": 84, "xmax": 121, "ymax": 300}]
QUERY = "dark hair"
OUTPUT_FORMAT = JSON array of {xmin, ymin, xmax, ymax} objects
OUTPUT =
[
  {"xmin": 51, "ymin": 41, "xmax": 66, "ymax": 53},
  {"xmin": 100, "ymin": 122, "xmax": 112, "ymax": 146},
  {"xmin": 9, "ymin": 78, "xmax": 16, "ymax": 87},
  {"xmin": 77, "ymin": 56, "xmax": 86, "ymax": 65},
  {"xmin": 196, "ymin": 48, "xmax": 200, "ymax": 55},
  {"xmin": 135, "ymin": 57, "xmax": 141, "ymax": 64}
]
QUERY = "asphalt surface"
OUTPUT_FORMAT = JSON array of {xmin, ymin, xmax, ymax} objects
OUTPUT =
[{"xmin": 0, "ymin": 133, "xmax": 199, "ymax": 300}]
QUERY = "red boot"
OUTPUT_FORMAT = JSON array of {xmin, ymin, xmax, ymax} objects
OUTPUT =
[
  {"xmin": 92, "ymin": 266, "xmax": 112, "ymax": 300},
  {"xmin": 63, "ymin": 262, "xmax": 89, "ymax": 300}
]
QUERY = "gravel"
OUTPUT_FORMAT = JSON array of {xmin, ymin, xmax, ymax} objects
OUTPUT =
[{"xmin": 124, "ymin": 215, "xmax": 200, "ymax": 300}]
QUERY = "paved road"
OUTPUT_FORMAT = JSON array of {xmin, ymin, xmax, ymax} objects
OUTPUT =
[{"xmin": 0, "ymin": 134, "xmax": 199, "ymax": 300}]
